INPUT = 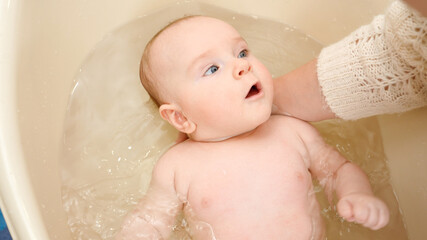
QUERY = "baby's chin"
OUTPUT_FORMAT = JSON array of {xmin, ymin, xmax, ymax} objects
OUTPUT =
[{"xmin": 194, "ymin": 110, "xmax": 272, "ymax": 142}]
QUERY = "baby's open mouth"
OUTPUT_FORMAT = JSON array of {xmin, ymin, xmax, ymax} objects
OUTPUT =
[{"xmin": 245, "ymin": 82, "xmax": 262, "ymax": 99}]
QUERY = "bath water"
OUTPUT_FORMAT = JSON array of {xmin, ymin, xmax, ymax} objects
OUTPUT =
[{"xmin": 61, "ymin": 1, "xmax": 408, "ymax": 239}]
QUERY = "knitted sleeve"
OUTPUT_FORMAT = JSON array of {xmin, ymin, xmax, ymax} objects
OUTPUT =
[{"xmin": 317, "ymin": 0, "xmax": 427, "ymax": 120}]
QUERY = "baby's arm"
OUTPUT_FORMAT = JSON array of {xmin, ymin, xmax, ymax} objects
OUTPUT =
[
  {"xmin": 296, "ymin": 120, "xmax": 389, "ymax": 230},
  {"xmin": 116, "ymin": 154, "xmax": 182, "ymax": 240}
]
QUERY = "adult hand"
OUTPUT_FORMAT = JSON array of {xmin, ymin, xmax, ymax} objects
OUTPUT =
[
  {"xmin": 404, "ymin": 0, "xmax": 427, "ymax": 16},
  {"xmin": 272, "ymin": 59, "xmax": 336, "ymax": 122}
]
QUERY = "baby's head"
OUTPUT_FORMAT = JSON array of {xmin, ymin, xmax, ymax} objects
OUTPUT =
[{"xmin": 140, "ymin": 16, "xmax": 273, "ymax": 141}]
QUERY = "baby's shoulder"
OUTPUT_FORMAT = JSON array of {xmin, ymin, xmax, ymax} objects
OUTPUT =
[
  {"xmin": 151, "ymin": 142, "xmax": 194, "ymax": 180},
  {"xmin": 160, "ymin": 141, "xmax": 193, "ymax": 162},
  {"xmin": 158, "ymin": 140, "xmax": 205, "ymax": 167}
]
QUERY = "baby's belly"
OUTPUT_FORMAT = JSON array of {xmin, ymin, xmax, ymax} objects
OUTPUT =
[
  {"xmin": 183, "ymin": 197, "xmax": 324, "ymax": 240},
  {"xmin": 184, "ymin": 172, "xmax": 325, "ymax": 239}
]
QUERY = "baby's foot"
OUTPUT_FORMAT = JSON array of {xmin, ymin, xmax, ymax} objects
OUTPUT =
[{"xmin": 337, "ymin": 193, "xmax": 389, "ymax": 230}]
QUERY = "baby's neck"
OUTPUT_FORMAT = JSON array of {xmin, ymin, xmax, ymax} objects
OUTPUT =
[
  {"xmin": 202, "ymin": 134, "xmax": 240, "ymax": 142},
  {"xmin": 189, "ymin": 127, "xmax": 258, "ymax": 143}
]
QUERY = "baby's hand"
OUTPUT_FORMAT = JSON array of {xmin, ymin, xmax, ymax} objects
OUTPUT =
[{"xmin": 337, "ymin": 193, "xmax": 389, "ymax": 230}]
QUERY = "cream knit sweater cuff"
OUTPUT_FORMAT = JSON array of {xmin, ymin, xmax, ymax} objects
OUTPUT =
[{"xmin": 317, "ymin": 0, "xmax": 427, "ymax": 120}]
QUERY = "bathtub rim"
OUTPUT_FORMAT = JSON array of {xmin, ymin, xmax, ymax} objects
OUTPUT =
[
  {"xmin": 2, "ymin": 0, "xmax": 426, "ymax": 239},
  {"xmin": 0, "ymin": 1, "xmax": 50, "ymax": 239}
]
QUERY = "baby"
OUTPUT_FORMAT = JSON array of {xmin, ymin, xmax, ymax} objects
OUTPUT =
[{"xmin": 116, "ymin": 16, "xmax": 389, "ymax": 240}]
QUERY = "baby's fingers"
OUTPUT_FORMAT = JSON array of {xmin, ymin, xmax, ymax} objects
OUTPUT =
[
  {"xmin": 361, "ymin": 204, "xmax": 379, "ymax": 229},
  {"xmin": 337, "ymin": 196, "xmax": 389, "ymax": 230},
  {"xmin": 337, "ymin": 199, "xmax": 355, "ymax": 222},
  {"xmin": 364, "ymin": 200, "xmax": 389, "ymax": 230},
  {"xmin": 371, "ymin": 203, "xmax": 390, "ymax": 230},
  {"xmin": 352, "ymin": 201, "xmax": 371, "ymax": 225}
]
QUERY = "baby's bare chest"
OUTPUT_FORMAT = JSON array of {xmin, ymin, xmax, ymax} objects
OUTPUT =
[{"xmin": 178, "ymin": 140, "xmax": 313, "ymax": 222}]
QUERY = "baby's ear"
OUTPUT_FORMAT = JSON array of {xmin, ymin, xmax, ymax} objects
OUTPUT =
[{"xmin": 159, "ymin": 104, "xmax": 196, "ymax": 134}]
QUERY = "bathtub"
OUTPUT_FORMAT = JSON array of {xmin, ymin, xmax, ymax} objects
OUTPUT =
[{"xmin": 0, "ymin": 0, "xmax": 426, "ymax": 239}]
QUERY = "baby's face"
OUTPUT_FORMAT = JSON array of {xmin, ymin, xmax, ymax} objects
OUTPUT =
[{"xmin": 150, "ymin": 17, "xmax": 273, "ymax": 141}]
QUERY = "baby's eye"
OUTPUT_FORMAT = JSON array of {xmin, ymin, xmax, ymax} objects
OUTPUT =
[
  {"xmin": 204, "ymin": 65, "xmax": 219, "ymax": 76},
  {"xmin": 238, "ymin": 49, "xmax": 248, "ymax": 58}
]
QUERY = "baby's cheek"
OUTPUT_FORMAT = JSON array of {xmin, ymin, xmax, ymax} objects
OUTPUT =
[
  {"xmin": 254, "ymin": 60, "xmax": 272, "ymax": 78},
  {"xmin": 195, "ymin": 101, "xmax": 231, "ymax": 127}
]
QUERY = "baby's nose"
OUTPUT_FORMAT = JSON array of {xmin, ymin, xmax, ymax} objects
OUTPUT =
[{"xmin": 233, "ymin": 59, "xmax": 251, "ymax": 79}]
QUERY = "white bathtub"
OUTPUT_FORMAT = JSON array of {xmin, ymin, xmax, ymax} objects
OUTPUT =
[{"xmin": 0, "ymin": 0, "xmax": 426, "ymax": 239}]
